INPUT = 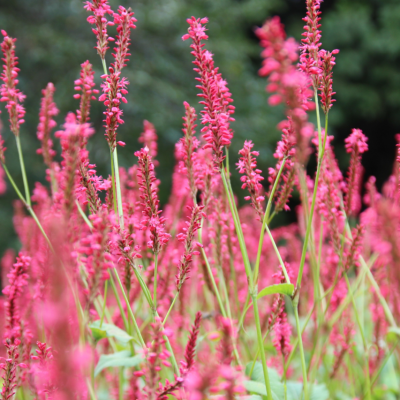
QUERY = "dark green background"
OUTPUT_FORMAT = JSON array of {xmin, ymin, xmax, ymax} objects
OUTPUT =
[{"xmin": 1, "ymin": 0, "xmax": 399, "ymax": 255}]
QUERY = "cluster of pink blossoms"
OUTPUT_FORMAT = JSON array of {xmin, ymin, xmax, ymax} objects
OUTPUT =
[
  {"xmin": 0, "ymin": 31, "xmax": 25, "ymax": 136},
  {"xmin": 183, "ymin": 17, "xmax": 235, "ymax": 167}
]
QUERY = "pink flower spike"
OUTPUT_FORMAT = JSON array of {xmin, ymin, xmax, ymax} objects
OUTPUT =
[
  {"xmin": 75, "ymin": 60, "xmax": 98, "ymax": 124},
  {"xmin": 183, "ymin": 17, "xmax": 235, "ymax": 167},
  {"xmin": 0, "ymin": 33, "xmax": 26, "ymax": 136},
  {"xmin": 84, "ymin": 0, "xmax": 114, "ymax": 59},
  {"xmin": 236, "ymin": 140, "xmax": 265, "ymax": 220},
  {"xmin": 37, "ymin": 83, "xmax": 59, "ymax": 168}
]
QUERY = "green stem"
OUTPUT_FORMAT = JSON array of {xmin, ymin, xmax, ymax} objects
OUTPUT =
[
  {"xmin": 254, "ymin": 158, "xmax": 287, "ymax": 283},
  {"xmin": 15, "ymin": 134, "xmax": 30, "ymax": 206},
  {"xmin": 163, "ymin": 292, "xmax": 179, "ymax": 326},
  {"xmin": 112, "ymin": 268, "xmax": 145, "ymax": 348},
  {"xmin": 344, "ymin": 273, "xmax": 372, "ymax": 400},
  {"xmin": 252, "ymin": 293, "xmax": 273, "ymax": 399},
  {"xmin": 297, "ymin": 114, "xmax": 328, "ymax": 288},
  {"xmin": 112, "ymin": 147, "xmax": 124, "ymax": 229},
  {"xmin": 76, "ymin": 200, "xmax": 93, "ymax": 229},
  {"xmin": 220, "ymin": 169, "xmax": 253, "ymax": 288},
  {"xmin": 293, "ymin": 301, "xmax": 308, "ymax": 398},
  {"xmin": 100, "ymin": 280, "xmax": 108, "ymax": 328},
  {"xmin": 264, "ymin": 223, "xmax": 291, "ymax": 284},
  {"xmin": 110, "ymin": 148, "xmax": 118, "ymax": 218},
  {"xmin": 153, "ymin": 253, "xmax": 158, "ymax": 314}
]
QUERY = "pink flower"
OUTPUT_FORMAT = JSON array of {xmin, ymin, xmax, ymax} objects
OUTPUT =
[
  {"xmin": 183, "ymin": 17, "xmax": 235, "ymax": 167},
  {"xmin": 135, "ymin": 147, "xmax": 170, "ymax": 254},
  {"xmin": 2, "ymin": 253, "xmax": 30, "ymax": 343},
  {"xmin": 112, "ymin": 6, "xmax": 137, "ymax": 73},
  {"xmin": 299, "ymin": 0, "xmax": 323, "ymax": 83},
  {"xmin": 318, "ymin": 49, "xmax": 339, "ymax": 114},
  {"xmin": 0, "ymin": 32, "xmax": 26, "ymax": 136},
  {"xmin": 256, "ymin": 17, "xmax": 314, "ymax": 164},
  {"xmin": 236, "ymin": 140, "xmax": 265, "ymax": 220},
  {"xmin": 175, "ymin": 205, "xmax": 205, "ymax": 290},
  {"xmin": 84, "ymin": 0, "xmax": 114, "ymax": 60},
  {"xmin": 139, "ymin": 120, "xmax": 158, "ymax": 165},
  {"xmin": 36, "ymin": 83, "xmax": 58, "ymax": 168},
  {"xmin": 344, "ymin": 128, "xmax": 368, "ymax": 216},
  {"xmin": 74, "ymin": 60, "xmax": 98, "ymax": 124}
]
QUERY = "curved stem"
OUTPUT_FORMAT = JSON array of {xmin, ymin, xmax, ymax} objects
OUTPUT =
[
  {"xmin": 15, "ymin": 134, "xmax": 30, "ymax": 206},
  {"xmin": 254, "ymin": 157, "xmax": 287, "ymax": 283}
]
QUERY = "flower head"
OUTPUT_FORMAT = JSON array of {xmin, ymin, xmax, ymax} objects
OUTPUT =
[
  {"xmin": 237, "ymin": 141, "xmax": 265, "ymax": 220},
  {"xmin": 36, "ymin": 83, "xmax": 58, "ymax": 168},
  {"xmin": 183, "ymin": 17, "xmax": 235, "ymax": 167},
  {"xmin": 74, "ymin": 60, "xmax": 98, "ymax": 124},
  {"xmin": 84, "ymin": 0, "xmax": 114, "ymax": 59},
  {"xmin": 0, "ymin": 31, "xmax": 25, "ymax": 136}
]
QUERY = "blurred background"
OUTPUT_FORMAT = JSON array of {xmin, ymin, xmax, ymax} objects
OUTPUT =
[{"xmin": 0, "ymin": 0, "xmax": 399, "ymax": 256}]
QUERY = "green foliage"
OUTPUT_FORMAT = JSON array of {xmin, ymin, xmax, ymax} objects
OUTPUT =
[
  {"xmin": 94, "ymin": 350, "xmax": 143, "ymax": 376},
  {"xmin": 257, "ymin": 283, "xmax": 294, "ymax": 299},
  {"xmin": 89, "ymin": 320, "xmax": 135, "ymax": 344}
]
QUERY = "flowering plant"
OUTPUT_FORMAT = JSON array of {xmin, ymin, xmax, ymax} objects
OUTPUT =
[{"xmin": 0, "ymin": 1, "xmax": 399, "ymax": 399}]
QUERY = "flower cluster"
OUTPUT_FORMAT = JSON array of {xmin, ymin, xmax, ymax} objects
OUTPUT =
[
  {"xmin": 135, "ymin": 146, "xmax": 170, "ymax": 254},
  {"xmin": 36, "ymin": 83, "xmax": 58, "ymax": 169},
  {"xmin": 74, "ymin": 60, "xmax": 98, "ymax": 124},
  {"xmin": 237, "ymin": 140, "xmax": 265, "ymax": 220},
  {"xmin": 84, "ymin": 0, "xmax": 114, "ymax": 59},
  {"xmin": 183, "ymin": 17, "xmax": 235, "ymax": 167},
  {"xmin": 0, "ymin": 31, "xmax": 25, "ymax": 136}
]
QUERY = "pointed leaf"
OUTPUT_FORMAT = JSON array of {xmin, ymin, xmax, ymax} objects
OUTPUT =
[
  {"xmin": 285, "ymin": 381, "xmax": 329, "ymax": 400},
  {"xmin": 94, "ymin": 351, "xmax": 143, "ymax": 376},
  {"xmin": 89, "ymin": 320, "xmax": 134, "ymax": 344},
  {"xmin": 257, "ymin": 284, "xmax": 294, "ymax": 299}
]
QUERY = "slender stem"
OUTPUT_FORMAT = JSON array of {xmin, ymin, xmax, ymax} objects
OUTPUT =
[
  {"xmin": 112, "ymin": 147, "xmax": 125, "ymax": 229},
  {"xmin": 112, "ymin": 268, "xmax": 145, "ymax": 348},
  {"xmin": 110, "ymin": 148, "xmax": 118, "ymax": 218},
  {"xmin": 297, "ymin": 114, "xmax": 329, "ymax": 288},
  {"xmin": 293, "ymin": 302, "xmax": 308, "ymax": 397},
  {"xmin": 344, "ymin": 273, "xmax": 372, "ymax": 400},
  {"xmin": 163, "ymin": 292, "xmax": 179, "ymax": 326},
  {"xmin": 252, "ymin": 293, "xmax": 273, "ymax": 399},
  {"xmin": 109, "ymin": 272, "xmax": 130, "ymax": 333},
  {"xmin": 264, "ymin": 223, "xmax": 291, "ymax": 284},
  {"xmin": 254, "ymin": 158, "xmax": 287, "ymax": 283},
  {"xmin": 15, "ymin": 134, "xmax": 30, "ymax": 206},
  {"xmin": 153, "ymin": 253, "xmax": 158, "ymax": 314},
  {"xmin": 100, "ymin": 280, "xmax": 108, "ymax": 328},
  {"xmin": 220, "ymin": 169, "xmax": 253, "ymax": 288},
  {"xmin": 76, "ymin": 200, "xmax": 93, "ymax": 229}
]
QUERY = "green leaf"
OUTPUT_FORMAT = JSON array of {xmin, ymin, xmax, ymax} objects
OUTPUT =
[
  {"xmin": 285, "ymin": 381, "xmax": 329, "ymax": 400},
  {"xmin": 245, "ymin": 362, "xmax": 284, "ymax": 400},
  {"xmin": 89, "ymin": 320, "xmax": 134, "ymax": 344},
  {"xmin": 94, "ymin": 351, "xmax": 143, "ymax": 376},
  {"xmin": 257, "ymin": 284, "xmax": 294, "ymax": 299}
]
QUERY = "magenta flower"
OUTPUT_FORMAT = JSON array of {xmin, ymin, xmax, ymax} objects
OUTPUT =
[
  {"xmin": 183, "ymin": 17, "xmax": 235, "ymax": 167},
  {"xmin": 175, "ymin": 204, "xmax": 205, "ymax": 290},
  {"xmin": 344, "ymin": 128, "xmax": 368, "ymax": 216},
  {"xmin": 84, "ymin": 0, "xmax": 114, "ymax": 60},
  {"xmin": 135, "ymin": 146, "xmax": 170, "ymax": 254},
  {"xmin": 36, "ymin": 83, "xmax": 58, "ymax": 169},
  {"xmin": 112, "ymin": 6, "xmax": 137, "ymax": 73},
  {"xmin": 318, "ymin": 49, "xmax": 339, "ymax": 114},
  {"xmin": 237, "ymin": 140, "xmax": 265, "ymax": 220},
  {"xmin": 139, "ymin": 120, "xmax": 158, "ymax": 164},
  {"xmin": 0, "ymin": 31, "xmax": 25, "ymax": 136},
  {"xmin": 299, "ymin": 0, "xmax": 323, "ymax": 82},
  {"xmin": 74, "ymin": 60, "xmax": 98, "ymax": 124},
  {"xmin": 2, "ymin": 253, "xmax": 30, "ymax": 343}
]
